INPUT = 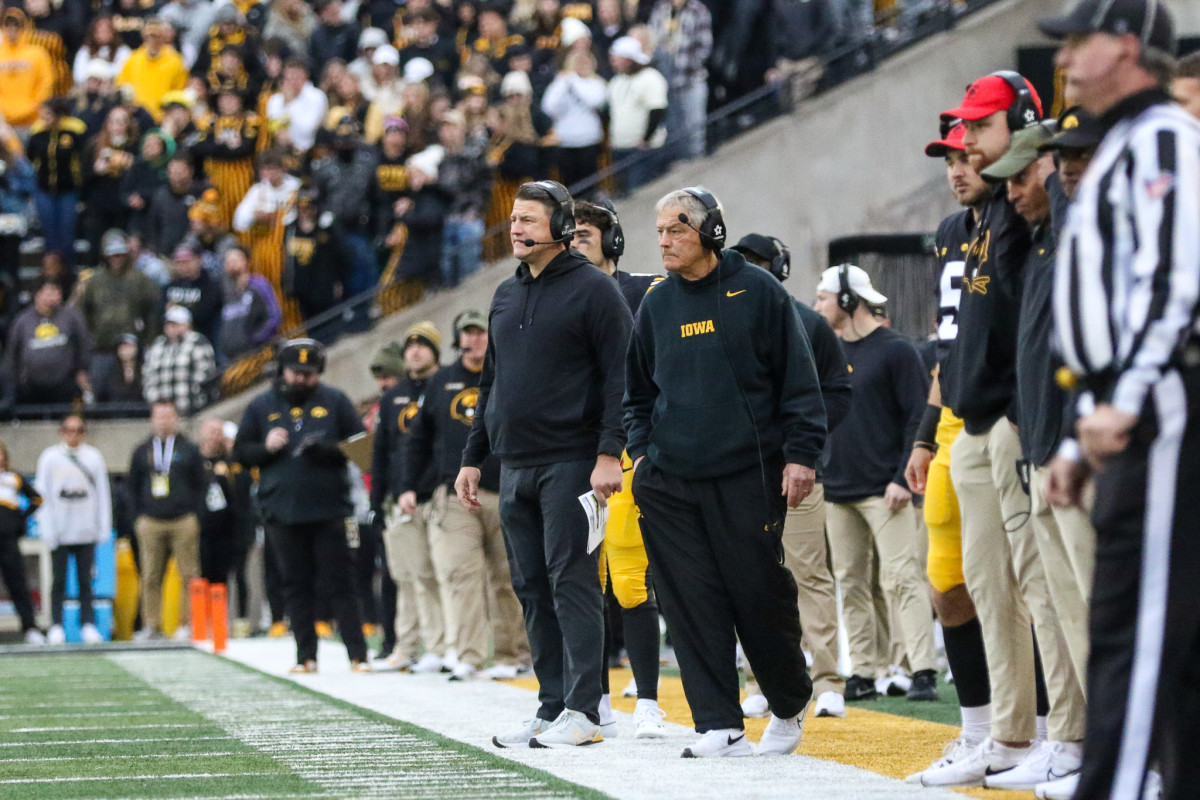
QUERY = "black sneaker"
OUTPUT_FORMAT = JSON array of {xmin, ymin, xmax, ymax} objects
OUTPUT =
[
  {"xmin": 906, "ymin": 669, "xmax": 939, "ymax": 702},
  {"xmin": 845, "ymin": 674, "xmax": 878, "ymax": 701}
]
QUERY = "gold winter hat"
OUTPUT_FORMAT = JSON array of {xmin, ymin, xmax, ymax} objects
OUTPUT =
[{"xmin": 403, "ymin": 321, "xmax": 442, "ymax": 360}]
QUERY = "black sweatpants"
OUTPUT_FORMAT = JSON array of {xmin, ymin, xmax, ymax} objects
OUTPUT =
[
  {"xmin": 1075, "ymin": 367, "xmax": 1200, "ymax": 800},
  {"xmin": 633, "ymin": 457, "xmax": 812, "ymax": 732},
  {"xmin": 267, "ymin": 519, "xmax": 368, "ymax": 664},
  {"xmin": 51, "ymin": 544, "xmax": 95, "ymax": 626},
  {"xmin": 353, "ymin": 522, "xmax": 398, "ymax": 651},
  {"xmin": 499, "ymin": 458, "xmax": 603, "ymax": 724},
  {"xmin": 0, "ymin": 517, "xmax": 36, "ymax": 632}
]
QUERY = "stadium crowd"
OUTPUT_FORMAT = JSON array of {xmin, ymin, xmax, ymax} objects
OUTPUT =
[
  {"xmin": 0, "ymin": 0, "xmax": 907, "ymax": 415},
  {"xmin": 2, "ymin": 1, "xmax": 1198, "ymax": 800}
]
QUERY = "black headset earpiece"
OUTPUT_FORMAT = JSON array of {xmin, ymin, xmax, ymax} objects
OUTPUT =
[
  {"xmin": 598, "ymin": 199, "xmax": 625, "ymax": 262},
  {"xmin": 769, "ymin": 237, "xmax": 790, "ymax": 282},
  {"xmin": 681, "ymin": 186, "xmax": 726, "ymax": 251},
  {"xmin": 836, "ymin": 263, "xmax": 859, "ymax": 314},
  {"xmin": 531, "ymin": 180, "xmax": 576, "ymax": 244},
  {"xmin": 451, "ymin": 310, "xmax": 467, "ymax": 349},
  {"xmin": 990, "ymin": 70, "xmax": 1040, "ymax": 131}
]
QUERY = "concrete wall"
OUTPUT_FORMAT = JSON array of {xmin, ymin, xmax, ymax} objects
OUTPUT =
[{"xmin": 10, "ymin": 0, "xmax": 1198, "ymax": 470}]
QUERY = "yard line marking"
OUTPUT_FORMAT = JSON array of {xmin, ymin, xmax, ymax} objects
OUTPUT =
[
  {"xmin": 0, "ymin": 772, "xmax": 281, "ymax": 784},
  {"xmin": 0, "ymin": 736, "xmax": 229, "ymax": 747},
  {"xmin": 11, "ymin": 723, "xmax": 208, "ymax": 732},
  {"xmin": 2, "ymin": 752, "xmax": 244, "ymax": 763}
]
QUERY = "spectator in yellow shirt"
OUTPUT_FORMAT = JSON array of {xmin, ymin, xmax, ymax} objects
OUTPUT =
[
  {"xmin": 116, "ymin": 18, "xmax": 188, "ymax": 121},
  {"xmin": 0, "ymin": 8, "xmax": 54, "ymax": 130}
]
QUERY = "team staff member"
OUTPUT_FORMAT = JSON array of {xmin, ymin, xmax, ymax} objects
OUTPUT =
[
  {"xmin": 457, "ymin": 181, "xmax": 631, "ymax": 749},
  {"xmin": 815, "ymin": 265, "xmax": 938, "ymax": 703},
  {"xmin": 930, "ymin": 72, "xmax": 1079, "ymax": 785},
  {"xmin": 403, "ymin": 311, "xmax": 529, "ymax": 682},
  {"xmin": 235, "ymin": 338, "xmax": 370, "ymax": 673},
  {"xmin": 572, "ymin": 199, "xmax": 668, "ymax": 739},
  {"xmin": 905, "ymin": 123, "xmax": 996, "ymax": 784},
  {"xmin": 129, "ymin": 402, "xmax": 205, "ymax": 640},
  {"xmin": 625, "ymin": 187, "xmax": 826, "ymax": 758},
  {"xmin": 732, "ymin": 233, "xmax": 851, "ymax": 720},
  {"xmin": 373, "ymin": 323, "xmax": 449, "ymax": 674},
  {"xmin": 1041, "ymin": 3, "xmax": 1197, "ymax": 799},
  {"xmin": 978, "ymin": 125, "xmax": 1088, "ymax": 792}
]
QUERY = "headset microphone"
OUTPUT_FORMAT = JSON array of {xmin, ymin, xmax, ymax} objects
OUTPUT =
[
  {"xmin": 523, "ymin": 237, "xmax": 567, "ymax": 247},
  {"xmin": 677, "ymin": 213, "xmax": 703, "ymax": 236}
]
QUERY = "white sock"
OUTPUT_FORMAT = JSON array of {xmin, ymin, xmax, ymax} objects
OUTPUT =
[
  {"xmin": 635, "ymin": 698, "xmax": 659, "ymax": 712},
  {"xmin": 960, "ymin": 704, "xmax": 991, "ymax": 744},
  {"xmin": 599, "ymin": 693, "xmax": 612, "ymax": 718},
  {"xmin": 1036, "ymin": 715, "xmax": 1049, "ymax": 743}
]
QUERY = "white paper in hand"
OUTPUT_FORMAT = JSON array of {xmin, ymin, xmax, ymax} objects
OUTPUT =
[{"xmin": 578, "ymin": 491, "xmax": 608, "ymax": 554}]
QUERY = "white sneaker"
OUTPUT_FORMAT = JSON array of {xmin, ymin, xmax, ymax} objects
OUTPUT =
[
  {"xmin": 621, "ymin": 676, "xmax": 638, "ymax": 698},
  {"xmin": 634, "ymin": 699, "xmax": 667, "ymax": 739},
  {"xmin": 909, "ymin": 737, "xmax": 1030, "ymax": 788},
  {"xmin": 814, "ymin": 691, "xmax": 846, "ymax": 718},
  {"xmin": 1035, "ymin": 772, "xmax": 1081, "ymax": 800},
  {"xmin": 486, "ymin": 663, "xmax": 519, "ymax": 680},
  {"xmin": 905, "ymin": 736, "xmax": 980, "ymax": 783},
  {"xmin": 409, "ymin": 652, "xmax": 443, "ymax": 674},
  {"xmin": 132, "ymin": 627, "xmax": 156, "ymax": 642},
  {"xmin": 379, "ymin": 653, "xmax": 416, "ymax": 672},
  {"xmin": 529, "ymin": 709, "xmax": 603, "ymax": 748},
  {"xmin": 681, "ymin": 728, "xmax": 752, "ymax": 758},
  {"xmin": 45, "ymin": 625, "xmax": 66, "ymax": 645},
  {"xmin": 757, "ymin": 708, "xmax": 806, "ymax": 756},
  {"xmin": 984, "ymin": 741, "xmax": 1082, "ymax": 790},
  {"xmin": 598, "ymin": 694, "xmax": 619, "ymax": 739},
  {"xmin": 741, "ymin": 691, "xmax": 770, "ymax": 718},
  {"xmin": 876, "ymin": 666, "xmax": 912, "ymax": 697},
  {"xmin": 493, "ymin": 717, "xmax": 552, "ymax": 748},
  {"xmin": 448, "ymin": 663, "xmax": 478, "ymax": 682},
  {"xmin": 80, "ymin": 623, "xmax": 103, "ymax": 644},
  {"xmin": 24, "ymin": 628, "xmax": 46, "ymax": 645},
  {"xmin": 173, "ymin": 625, "xmax": 191, "ymax": 642},
  {"xmin": 441, "ymin": 650, "xmax": 458, "ymax": 672}
]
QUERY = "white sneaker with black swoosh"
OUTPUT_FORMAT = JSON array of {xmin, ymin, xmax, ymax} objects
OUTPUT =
[
  {"xmin": 911, "ymin": 737, "xmax": 1030, "ymax": 787},
  {"xmin": 984, "ymin": 740, "xmax": 1082, "ymax": 790},
  {"xmin": 681, "ymin": 728, "xmax": 753, "ymax": 758},
  {"xmin": 756, "ymin": 708, "xmax": 806, "ymax": 756}
]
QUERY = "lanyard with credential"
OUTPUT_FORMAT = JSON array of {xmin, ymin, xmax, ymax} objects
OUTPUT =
[{"xmin": 151, "ymin": 436, "xmax": 175, "ymax": 499}]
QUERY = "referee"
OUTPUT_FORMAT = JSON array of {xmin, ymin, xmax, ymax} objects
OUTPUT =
[{"xmin": 1040, "ymin": 3, "xmax": 1198, "ymax": 800}]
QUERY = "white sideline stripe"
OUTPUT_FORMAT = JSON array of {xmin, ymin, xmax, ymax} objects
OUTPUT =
[
  {"xmin": 0, "ymin": 736, "xmax": 230, "ymax": 747},
  {"xmin": 12, "ymin": 723, "xmax": 208, "ymax": 732},
  {"xmin": 222, "ymin": 639, "xmax": 964, "ymax": 800},
  {"xmin": 4, "ymin": 752, "xmax": 244, "ymax": 763},
  {"xmin": 16, "ymin": 700, "xmax": 169, "ymax": 709},
  {"xmin": 0, "ymin": 773, "xmax": 280, "ymax": 784}
]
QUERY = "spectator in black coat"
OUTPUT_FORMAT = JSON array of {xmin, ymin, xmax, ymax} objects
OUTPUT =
[
  {"xmin": 164, "ymin": 244, "xmax": 224, "ymax": 345},
  {"xmin": 309, "ymin": 0, "xmax": 361, "ymax": 67},
  {"xmin": 282, "ymin": 189, "xmax": 352, "ymax": 339},
  {"xmin": 121, "ymin": 129, "xmax": 175, "ymax": 239},
  {"xmin": 147, "ymin": 153, "xmax": 208, "ymax": 257},
  {"xmin": 394, "ymin": 148, "xmax": 449, "ymax": 284}
]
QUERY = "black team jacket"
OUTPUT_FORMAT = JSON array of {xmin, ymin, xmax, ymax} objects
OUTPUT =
[
  {"xmin": 624, "ymin": 250, "xmax": 827, "ymax": 479},
  {"xmin": 371, "ymin": 374, "xmax": 438, "ymax": 510},
  {"xmin": 462, "ymin": 247, "xmax": 632, "ymax": 469},
  {"xmin": 405, "ymin": 359, "xmax": 502, "ymax": 494}
]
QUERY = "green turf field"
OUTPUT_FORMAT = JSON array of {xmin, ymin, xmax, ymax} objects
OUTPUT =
[{"xmin": 0, "ymin": 651, "xmax": 605, "ymax": 800}]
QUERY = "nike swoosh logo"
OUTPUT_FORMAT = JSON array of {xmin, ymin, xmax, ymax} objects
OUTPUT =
[
  {"xmin": 726, "ymin": 290, "xmax": 747, "ymax": 297},
  {"xmin": 1048, "ymin": 768, "xmax": 1078, "ymax": 779},
  {"xmin": 984, "ymin": 766, "xmax": 1013, "ymax": 776},
  {"xmin": 727, "ymin": 734, "xmax": 745, "ymax": 745}
]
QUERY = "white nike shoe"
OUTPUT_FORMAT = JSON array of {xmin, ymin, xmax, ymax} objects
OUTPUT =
[
  {"xmin": 814, "ymin": 690, "xmax": 846, "ymax": 718},
  {"xmin": 598, "ymin": 693, "xmax": 619, "ymax": 739},
  {"xmin": 876, "ymin": 665, "xmax": 912, "ymax": 696},
  {"xmin": 448, "ymin": 663, "xmax": 478, "ymax": 682},
  {"xmin": 741, "ymin": 691, "xmax": 770, "ymax": 718},
  {"xmin": 409, "ymin": 652, "xmax": 443, "ymax": 674},
  {"xmin": 633, "ymin": 699, "xmax": 667, "ymax": 739},
  {"xmin": 1035, "ymin": 772, "xmax": 1081, "ymax": 800},
  {"xmin": 621, "ymin": 676, "xmax": 638, "ymax": 698},
  {"xmin": 493, "ymin": 717, "xmax": 552, "ymax": 748},
  {"xmin": 486, "ymin": 663, "xmax": 519, "ymax": 680},
  {"xmin": 173, "ymin": 624, "xmax": 191, "ymax": 642},
  {"xmin": 45, "ymin": 625, "xmax": 66, "ymax": 645},
  {"xmin": 908, "ymin": 737, "xmax": 1030, "ymax": 787},
  {"xmin": 757, "ymin": 708, "xmax": 806, "ymax": 756},
  {"xmin": 528, "ymin": 709, "xmax": 603, "ymax": 748},
  {"xmin": 24, "ymin": 628, "xmax": 46, "ymax": 645},
  {"xmin": 441, "ymin": 650, "xmax": 458, "ymax": 672},
  {"xmin": 80, "ymin": 623, "xmax": 103, "ymax": 644},
  {"xmin": 984, "ymin": 740, "xmax": 1082, "ymax": 790},
  {"xmin": 681, "ymin": 728, "xmax": 752, "ymax": 758},
  {"xmin": 905, "ymin": 736, "xmax": 980, "ymax": 783}
]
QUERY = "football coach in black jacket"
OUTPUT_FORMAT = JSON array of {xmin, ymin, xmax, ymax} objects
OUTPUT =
[
  {"xmin": 456, "ymin": 180, "xmax": 632, "ymax": 749},
  {"xmin": 624, "ymin": 187, "xmax": 827, "ymax": 758}
]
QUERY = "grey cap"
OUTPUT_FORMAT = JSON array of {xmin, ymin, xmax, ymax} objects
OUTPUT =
[
  {"xmin": 100, "ymin": 228, "xmax": 128, "ymax": 256},
  {"xmin": 981, "ymin": 124, "xmax": 1054, "ymax": 181}
]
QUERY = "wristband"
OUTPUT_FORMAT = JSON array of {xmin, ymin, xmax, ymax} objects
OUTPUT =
[
  {"xmin": 914, "ymin": 404, "xmax": 941, "ymax": 448},
  {"xmin": 913, "ymin": 441, "xmax": 938, "ymax": 454}
]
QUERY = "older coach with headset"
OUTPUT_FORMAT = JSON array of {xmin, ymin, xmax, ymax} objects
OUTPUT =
[
  {"xmin": 624, "ymin": 187, "xmax": 827, "ymax": 758},
  {"xmin": 456, "ymin": 180, "xmax": 632, "ymax": 749},
  {"xmin": 234, "ymin": 338, "xmax": 371, "ymax": 673}
]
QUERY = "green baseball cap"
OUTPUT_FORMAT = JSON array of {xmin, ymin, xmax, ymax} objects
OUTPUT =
[{"xmin": 981, "ymin": 124, "xmax": 1053, "ymax": 182}]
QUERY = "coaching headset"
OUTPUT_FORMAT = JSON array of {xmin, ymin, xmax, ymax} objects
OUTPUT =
[
  {"xmin": 767, "ymin": 236, "xmax": 791, "ymax": 282},
  {"xmin": 597, "ymin": 199, "xmax": 625, "ymax": 262},
  {"xmin": 836, "ymin": 263, "xmax": 859, "ymax": 315},
  {"xmin": 680, "ymin": 186, "xmax": 726, "ymax": 251},
  {"xmin": 990, "ymin": 70, "xmax": 1041, "ymax": 131},
  {"xmin": 525, "ymin": 180, "xmax": 576, "ymax": 246}
]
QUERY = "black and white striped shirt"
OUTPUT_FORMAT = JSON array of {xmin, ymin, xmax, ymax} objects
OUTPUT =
[{"xmin": 1054, "ymin": 90, "xmax": 1200, "ymax": 416}]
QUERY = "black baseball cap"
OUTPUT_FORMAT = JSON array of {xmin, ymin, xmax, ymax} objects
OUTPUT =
[
  {"xmin": 1039, "ymin": 105, "xmax": 1104, "ymax": 151},
  {"xmin": 731, "ymin": 233, "xmax": 777, "ymax": 263},
  {"xmin": 1038, "ymin": 0, "xmax": 1176, "ymax": 55}
]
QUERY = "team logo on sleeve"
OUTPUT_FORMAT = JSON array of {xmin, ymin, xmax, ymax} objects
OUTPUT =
[
  {"xmin": 398, "ymin": 401, "xmax": 420, "ymax": 433},
  {"xmin": 450, "ymin": 387, "xmax": 480, "ymax": 426}
]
